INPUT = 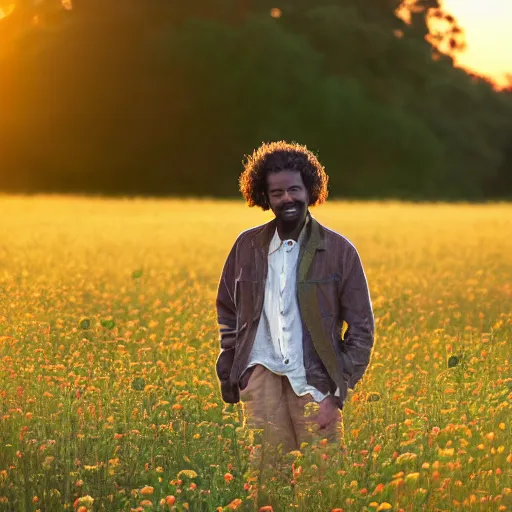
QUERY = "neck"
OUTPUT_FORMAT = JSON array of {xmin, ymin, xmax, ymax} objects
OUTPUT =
[{"xmin": 276, "ymin": 213, "xmax": 307, "ymax": 242}]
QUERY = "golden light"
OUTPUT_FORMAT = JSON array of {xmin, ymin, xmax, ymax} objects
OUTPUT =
[
  {"xmin": 270, "ymin": 8, "xmax": 282, "ymax": 19},
  {"xmin": 61, "ymin": 0, "xmax": 72, "ymax": 10},
  {"xmin": 0, "ymin": 4, "xmax": 14, "ymax": 19},
  {"xmin": 399, "ymin": 0, "xmax": 512, "ymax": 87},
  {"xmin": 442, "ymin": 0, "xmax": 512, "ymax": 87}
]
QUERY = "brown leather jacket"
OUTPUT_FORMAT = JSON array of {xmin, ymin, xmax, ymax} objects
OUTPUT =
[{"xmin": 216, "ymin": 213, "xmax": 374, "ymax": 409}]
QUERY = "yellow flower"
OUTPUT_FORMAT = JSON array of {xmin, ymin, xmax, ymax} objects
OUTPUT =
[
  {"xmin": 405, "ymin": 472, "xmax": 420, "ymax": 481},
  {"xmin": 395, "ymin": 452, "xmax": 417, "ymax": 464},
  {"xmin": 377, "ymin": 503, "xmax": 393, "ymax": 511},
  {"xmin": 438, "ymin": 448, "xmax": 454, "ymax": 457},
  {"xmin": 140, "ymin": 486, "xmax": 154, "ymax": 496},
  {"xmin": 77, "ymin": 496, "xmax": 94, "ymax": 506},
  {"xmin": 177, "ymin": 470, "xmax": 198, "ymax": 479}
]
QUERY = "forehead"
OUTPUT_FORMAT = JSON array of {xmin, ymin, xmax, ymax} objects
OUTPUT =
[{"xmin": 266, "ymin": 170, "xmax": 305, "ymax": 190}]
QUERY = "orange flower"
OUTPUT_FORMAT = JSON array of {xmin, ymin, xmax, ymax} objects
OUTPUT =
[
  {"xmin": 140, "ymin": 486, "xmax": 154, "ymax": 495},
  {"xmin": 77, "ymin": 507, "xmax": 88, "ymax": 512},
  {"xmin": 259, "ymin": 507, "xmax": 273, "ymax": 512},
  {"xmin": 373, "ymin": 483, "xmax": 385, "ymax": 494},
  {"xmin": 331, "ymin": 509, "xmax": 344, "ymax": 512},
  {"xmin": 165, "ymin": 496, "xmax": 176, "ymax": 506},
  {"xmin": 224, "ymin": 473, "xmax": 234, "ymax": 483},
  {"xmin": 227, "ymin": 498, "xmax": 243, "ymax": 510},
  {"xmin": 172, "ymin": 404, "xmax": 183, "ymax": 410}
]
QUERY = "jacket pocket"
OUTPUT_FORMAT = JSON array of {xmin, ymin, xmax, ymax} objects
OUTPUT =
[
  {"xmin": 305, "ymin": 275, "xmax": 339, "ymax": 319},
  {"xmin": 234, "ymin": 268, "xmax": 256, "ymax": 333},
  {"xmin": 216, "ymin": 349, "xmax": 235, "ymax": 381},
  {"xmin": 324, "ymin": 316, "xmax": 355, "ymax": 382}
]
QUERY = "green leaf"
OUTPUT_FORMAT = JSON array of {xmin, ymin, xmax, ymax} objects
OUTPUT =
[
  {"xmin": 447, "ymin": 355, "xmax": 459, "ymax": 368},
  {"xmin": 131, "ymin": 378, "xmax": 146, "ymax": 391},
  {"xmin": 100, "ymin": 319, "xmax": 116, "ymax": 330},
  {"xmin": 132, "ymin": 269, "xmax": 143, "ymax": 279},
  {"xmin": 78, "ymin": 318, "xmax": 91, "ymax": 330}
]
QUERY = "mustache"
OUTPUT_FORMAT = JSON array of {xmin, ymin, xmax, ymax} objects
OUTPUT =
[{"xmin": 279, "ymin": 201, "xmax": 305, "ymax": 211}]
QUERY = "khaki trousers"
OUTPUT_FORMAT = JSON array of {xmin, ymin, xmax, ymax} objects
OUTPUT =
[{"xmin": 240, "ymin": 364, "xmax": 343, "ymax": 453}]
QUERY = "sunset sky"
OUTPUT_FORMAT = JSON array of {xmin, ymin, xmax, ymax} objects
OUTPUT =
[{"xmin": 443, "ymin": 0, "xmax": 512, "ymax": 87}]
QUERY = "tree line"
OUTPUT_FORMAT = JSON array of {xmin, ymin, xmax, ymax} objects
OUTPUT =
[{"xmin": 1, "ymin": 0, "xmax": 511, "ymax": 199}]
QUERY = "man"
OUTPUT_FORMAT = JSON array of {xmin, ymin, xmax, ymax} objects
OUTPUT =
[{"xmin": 216, "ymin": 141, "xmax": 374, "ymax": 454}]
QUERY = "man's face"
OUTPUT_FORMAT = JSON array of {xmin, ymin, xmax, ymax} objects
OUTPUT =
[{"xmin": 266, "ymin": 170, "xmax": 309, "ymax": 226}]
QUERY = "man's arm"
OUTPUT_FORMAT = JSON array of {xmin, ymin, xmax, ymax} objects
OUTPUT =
[
  {"xmin": 338, "ymin": 243, "xmax": 374, "ymax": 390},
  {"xmin": 215, "ymin": 239, "xmax": 239, "ymax": 403}
]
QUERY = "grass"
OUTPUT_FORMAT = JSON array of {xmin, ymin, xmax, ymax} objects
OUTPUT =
[{"xmin": 0, "ymin": 196, "xmax": 511, "ymax": 511}]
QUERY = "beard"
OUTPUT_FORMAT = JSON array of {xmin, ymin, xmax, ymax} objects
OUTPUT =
[{"xmin": 276, "ymin": 200, "xmax": 307, "ymax": 225}]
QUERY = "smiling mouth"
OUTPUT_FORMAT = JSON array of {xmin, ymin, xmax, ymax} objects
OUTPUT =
[{"xmin": 283, "ymin": 206, "xmax": 297, "ymax": 214}]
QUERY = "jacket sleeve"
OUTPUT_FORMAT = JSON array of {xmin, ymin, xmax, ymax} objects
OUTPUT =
[
  {"xmin": 215, "ymin": 238, "xmax": 239, "ymax": 403},
  {"xmin": 338, "ymin": 243, "xmax": 374, "ymax": 390}
]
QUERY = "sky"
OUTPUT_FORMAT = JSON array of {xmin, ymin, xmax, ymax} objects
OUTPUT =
[{"xmin": 442, "ymin": 0, "xmax": 512, "ymax": 87}]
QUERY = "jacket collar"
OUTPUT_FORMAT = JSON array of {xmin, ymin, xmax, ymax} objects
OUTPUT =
[{"xmin": 252, "ymin": 211, "xmax": 326, "ymax": 252}]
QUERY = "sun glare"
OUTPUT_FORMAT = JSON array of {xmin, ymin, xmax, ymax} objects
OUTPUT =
[
  {"xmin": 398, "ymin": 0, "xmax": 511, "ymax": 87},
  {"xmin": 442, "ymin": 0, "xmax": 512, "ymax": 87},
  {"xmin": 0, "ymin": 4, "xmax": 14, "ymax": 19}
]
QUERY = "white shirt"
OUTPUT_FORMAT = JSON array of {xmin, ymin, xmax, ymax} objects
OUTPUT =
[{"xmin": 246, "ymin": 223, "xmax": 329, "ymax": 402}]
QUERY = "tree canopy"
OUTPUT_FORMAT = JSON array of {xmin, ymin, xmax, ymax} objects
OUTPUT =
[{"xmin": 1, "ymin": 0, "xmax": 511, "ymax": 199}]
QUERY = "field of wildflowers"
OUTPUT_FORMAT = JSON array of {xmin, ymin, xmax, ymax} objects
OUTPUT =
[{"xmin": 0, "ymin": 196, "xmax": 511, "ymax": 511}]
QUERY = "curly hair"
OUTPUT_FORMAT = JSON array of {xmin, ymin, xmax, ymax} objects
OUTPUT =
[{"xmin": 239, "ymin": 141, "xmax": 329, "ymax": 210}]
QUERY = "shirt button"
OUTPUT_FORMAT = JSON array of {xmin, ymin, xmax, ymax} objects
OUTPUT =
[
  {"xmin": 287, "ymin": 241, "xmax": 293, "ymax": 246},
  {"xmin": 284, "ymin": 359, "xmax": 289, "ymax": 364}
]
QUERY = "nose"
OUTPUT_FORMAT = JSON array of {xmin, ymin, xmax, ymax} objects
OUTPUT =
[{"xmin": 282, "ymin": 191, "xmax": 293, "ymax": 204}]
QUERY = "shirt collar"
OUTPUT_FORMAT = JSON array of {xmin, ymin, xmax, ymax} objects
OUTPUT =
[{"xmin": 268, "ymin": 214, "xmax": 310, "ymax": 255}]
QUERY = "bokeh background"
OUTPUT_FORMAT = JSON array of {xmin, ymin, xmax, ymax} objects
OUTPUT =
[{"xmin": 1, "ymin": 0, "xmax": 511, "ymax": 200}]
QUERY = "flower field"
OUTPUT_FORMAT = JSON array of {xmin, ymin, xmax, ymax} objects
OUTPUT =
[{"xmin": 0, "ymin": 196, "xmax": 511, "ymax": 511}]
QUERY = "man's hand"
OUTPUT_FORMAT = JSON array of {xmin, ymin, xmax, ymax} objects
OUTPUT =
[{"xmin": 315, "ymin": 395, "xmax": 339, "ymax": 430}]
